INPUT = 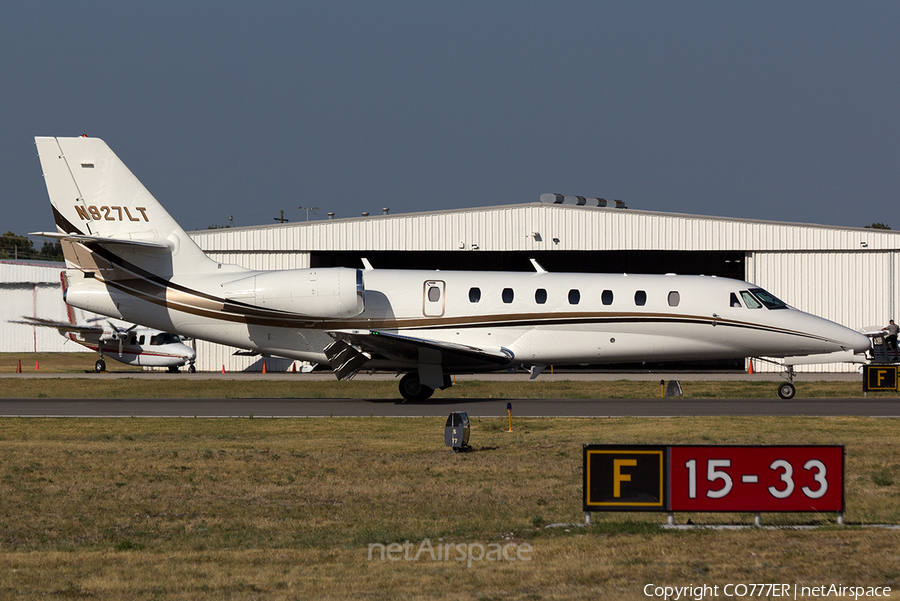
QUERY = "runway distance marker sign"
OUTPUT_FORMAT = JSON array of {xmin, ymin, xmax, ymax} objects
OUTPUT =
[
  {"xmin": 863, "ymin": 364, "xmax": 899, "ymax": 391},
  {"xmin": 583, "ymin": 444, "xmax": 844, "ymax": 514},
  {"xmin": 669, "ymin": 445, "xmax": 844, "ymax": 512},
  {"xmin": 583, "ymin": 445, "xmax": 667, "ymax": 511}
]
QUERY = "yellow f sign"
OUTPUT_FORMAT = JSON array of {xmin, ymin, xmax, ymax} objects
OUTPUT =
[{"xmin": 613, "ymin": 459, "xmax": 638, "ymax": 497}]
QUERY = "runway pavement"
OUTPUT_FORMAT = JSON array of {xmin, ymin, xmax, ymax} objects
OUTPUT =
[
  {"xmin": 2, "ymin": 369, "xmax": 894, "ymax": 417},
  {"xmin": 0, "ymin": 397, "xmax": 897, "ymax": 417}
]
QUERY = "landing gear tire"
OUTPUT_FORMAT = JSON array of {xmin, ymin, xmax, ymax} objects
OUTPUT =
[
  {"xmin": 188, "ymin": 364, "xmax": 196, "ymax": 373},
  {"xmin": 95, "ymin": 359, "xmax": 106, "ymax": 373},
  {"xmin": 777, "ymin": 382, "xmax": 796, "ymax": 400},
  {"xmin": 167, "ymin": 365, "xmax": 179, "ymax": 373},
  {"xmin": 399, "ymin": 372, "xmax": 434, "ymax": 401}
]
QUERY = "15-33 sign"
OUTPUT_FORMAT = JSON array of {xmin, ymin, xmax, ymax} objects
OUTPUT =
[{"xmin": 584, "ymin": 445, "xmax": 844, "ymax": 513}]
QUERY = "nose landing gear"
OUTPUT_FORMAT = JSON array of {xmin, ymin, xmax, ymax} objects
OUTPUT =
[
  {"xmin": 777, "ymin": 365, "xmax": 797, "ymax": 399},
  {"xmin": 777, "ymin": 381, "xmax": 796, "ymax": 400}
]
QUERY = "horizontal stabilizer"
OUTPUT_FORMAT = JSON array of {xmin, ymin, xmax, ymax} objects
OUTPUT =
[{"xmin": 30, "ymin": 231, "xmax": 172, "ymax": 251}]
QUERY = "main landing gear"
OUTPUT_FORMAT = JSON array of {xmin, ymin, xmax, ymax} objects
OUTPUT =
[
  {"xmin": 95, "ymin": 358, "xmax": 106, "ymax": 372},
  {"xmin": 399, "ymin": 372, "xmax": 434, "ymax": 401},
  {"xmin": 397, "ymin": 372, "xmax": 454, "ymax": 401}
]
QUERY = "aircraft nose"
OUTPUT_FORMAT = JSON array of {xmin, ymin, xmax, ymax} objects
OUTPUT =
[
  {"xmin": 823, "ymin": 320, "xmax": 871, "ymax": 354},
  {"xmin": 846, "ymin": 330, "xmax": 872, "ymax": 354}
]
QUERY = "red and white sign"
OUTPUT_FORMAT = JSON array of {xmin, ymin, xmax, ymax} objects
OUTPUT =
[{"xmin": 669, "ymin": 446, "xmax": 843, "ymax": 512}]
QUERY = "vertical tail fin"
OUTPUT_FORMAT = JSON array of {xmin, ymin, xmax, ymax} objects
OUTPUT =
[{"xmin": 35, "ymin": 136, "xmax": 217, "ymax": 277}]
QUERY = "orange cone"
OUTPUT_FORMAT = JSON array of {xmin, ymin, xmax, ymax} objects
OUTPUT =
[
  {"xmin": 35, "ymin": 360, "xmax": 39, "ymax": 370},
  {"xmin": 221, "ymin": 365, "xmax": 226, "ymax": 373},
  {"xmin": 16, "ymin": 359, "xmax": 22, "ymax": 374},
  {"xmin": 292, "ymin": 363, "xmax": 297, "ymax": 373},
  {"xmin": 748, "ymin": 360, "xmax": 754, "ymax": 375},
  {"xmin": 262, "ymin": 361, "xmax": 267, "ymax": 374}
]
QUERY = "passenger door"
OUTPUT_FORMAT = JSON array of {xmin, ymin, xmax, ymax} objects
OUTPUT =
[{"xmin": 423, "ymin": 280, "xmax": 445, "ymax": 317}]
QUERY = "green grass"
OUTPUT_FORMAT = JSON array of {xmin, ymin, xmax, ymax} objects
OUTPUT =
[{"xmin": 0, "ymin": 417, "xmax": 897, "ymax": 599}]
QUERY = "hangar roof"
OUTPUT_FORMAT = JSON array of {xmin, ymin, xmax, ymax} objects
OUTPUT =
[{"xmin": 189, "ymin": 202, "xmax": 900, "ymax": 254}]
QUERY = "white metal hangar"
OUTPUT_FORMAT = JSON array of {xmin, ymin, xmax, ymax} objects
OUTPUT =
[{"xmin": 188, "ymin": 195, "xmax": 900, "ymax": 373}]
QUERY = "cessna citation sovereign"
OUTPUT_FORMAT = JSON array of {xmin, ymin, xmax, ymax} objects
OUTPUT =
[{"xmin": 32, "ymin": 136, "xmax": 871, "ymax": 400}]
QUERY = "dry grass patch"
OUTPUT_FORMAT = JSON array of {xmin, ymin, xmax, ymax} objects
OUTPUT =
[
  {"xmin": 1, "ymin": 376, "xmax": 898, "ymax": 400},
  {"xmin": 0, "ymin": 417, "xmax": 898, "ymax": 599}
]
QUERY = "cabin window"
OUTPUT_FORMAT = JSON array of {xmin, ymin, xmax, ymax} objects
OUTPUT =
[
  {"xmin": 469, "ymin": 287, "xmax": 481, "ymax": 303},
  {"xmin": 667, "ymin": 291, "xmax": 680, "ymax": 307},
  {"xmin": 749, "ymin": 288, "xmax": 788, "ymax": 310},
  {"xmin": 535, "ymin": 289, "xmax": 547, "ymax": 304},
  {"xmin": 568, "ymin": 289, "xmax": 580, "ymax": 305},
  {"xmin": 427, "ymin": 286, "xmax": 441, "ymax": 302},
  {"xmin": 634, "ymin": 290, "xmax": 647, "ymax": 306},
  {"xmin": 730, "ymin": 293, "xmax": 742, "ymax": 308},
  {"xmin": 149, "ymin": 335, "xmax": 157, "ymax": 345},
  {"xmin": 740, "ymin": 290, "xmax": 762, "ymax": 309},
  {"xmin": 601, "ymin": 290, "xmax": 613, "ymax": 305},
  {"xmin": 502, "ymin": 288, "xmax": 514, "ymax": 304}
]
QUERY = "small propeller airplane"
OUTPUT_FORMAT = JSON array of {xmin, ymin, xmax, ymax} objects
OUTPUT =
[
  {"xmin": 12, "ymin": 273, "xmax": 197, "ymax": 372},
  {"xmin": 30, "ymin": 136, "xmax": 871, "ymax": 398}
]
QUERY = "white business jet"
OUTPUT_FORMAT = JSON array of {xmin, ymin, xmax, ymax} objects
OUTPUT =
[{"xmin": 31, "ymin": 136, "xmax": 870, "ymax": 399}]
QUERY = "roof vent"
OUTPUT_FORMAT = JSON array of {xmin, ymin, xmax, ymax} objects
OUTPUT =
[{"xmin": 540, "ymin": 193, "xmax": 626, "ymax": 209}]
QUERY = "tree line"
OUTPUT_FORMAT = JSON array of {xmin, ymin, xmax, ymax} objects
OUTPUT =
[{"xmin": 0, "ymin": 232, "xmax": 64, "ymax": 262}]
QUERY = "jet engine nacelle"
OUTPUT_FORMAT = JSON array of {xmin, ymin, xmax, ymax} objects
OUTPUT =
[
  {"xmin": 62, "ymin": 271, "xmax": 128, "ymax": 320},
  {"xmin": 223, "ymin": 267, "xmax": 365, "ymax": 319}
]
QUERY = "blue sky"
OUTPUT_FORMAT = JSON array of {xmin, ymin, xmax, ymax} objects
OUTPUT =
[{"xmin": 2, "ymin": 2, "xmax": 898, "ymax": 237}]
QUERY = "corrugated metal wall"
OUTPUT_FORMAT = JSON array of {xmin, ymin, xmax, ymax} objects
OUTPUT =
[
  {"xmin": 191, "ymin": 339, "xmax": 309, "ymax": 373},
  {"xmin": 0, "ymin": 261, "xmax": 80, "ymax": 352},
  {"xmin": 747, "ymin": 250, "xmax": 900, "ymax": 372}
]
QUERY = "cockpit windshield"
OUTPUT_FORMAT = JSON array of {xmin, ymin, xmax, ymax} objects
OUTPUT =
[
  {"xmin": 151, "ymin": 333, "xmax": 183, "ymax": 346},
  {"xmin": 747, "ymin": 288, "xmax": 788, "ymax": 310},
  {"xmin": 740, "ymin": 291, "xmax": 762, "ymax": 309}
]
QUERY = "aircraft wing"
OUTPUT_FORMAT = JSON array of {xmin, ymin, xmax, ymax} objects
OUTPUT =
[
  {"xmin": 325, "ymin": 329, "xmax": 514, "ymax": 379},
  {"xmin": 10, "ymin": 315, "xmax": 103, "ymax": 335}
]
